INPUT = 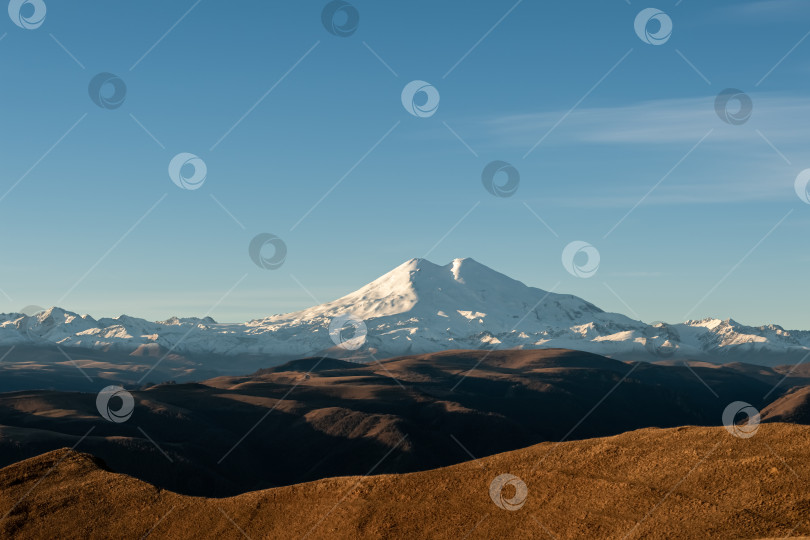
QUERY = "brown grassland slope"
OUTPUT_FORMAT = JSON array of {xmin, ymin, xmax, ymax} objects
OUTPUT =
[
  {"xmin": 2, "ymin": 423, "xmax": 809, "ymax": 539},
  {"xmin": 3, "ymin": 349, "xmax": 806, "ymax": 498}
]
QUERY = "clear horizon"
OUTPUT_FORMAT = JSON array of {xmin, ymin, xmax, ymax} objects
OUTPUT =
[{"xmin": 1, "ymin": 0, "xmax": 809, "ymax": 328}]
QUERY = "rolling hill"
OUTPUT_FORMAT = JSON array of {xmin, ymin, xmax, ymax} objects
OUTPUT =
[
  {"xmin": 1, "ymin": 349, "xmax": 808, "ymax": 497},
  {"xmin": 2, "ymin": 423, "xmax": 808, "ymax": 539}
]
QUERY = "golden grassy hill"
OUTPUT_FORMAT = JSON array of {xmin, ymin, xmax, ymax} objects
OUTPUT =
[{"xmin": 2, "ymin": 423, "xmax": 809, "ymax": 539}]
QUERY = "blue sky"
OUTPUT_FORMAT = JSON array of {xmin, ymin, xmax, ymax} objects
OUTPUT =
[{"xmin": 1, "ymin": 0, "xmax": 809, "ymax": 328}]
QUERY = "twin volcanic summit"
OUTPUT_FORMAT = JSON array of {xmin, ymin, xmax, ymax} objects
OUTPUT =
[{"xmin": 1, "ymin": 258, "xmax": 808, "ymax": 377}]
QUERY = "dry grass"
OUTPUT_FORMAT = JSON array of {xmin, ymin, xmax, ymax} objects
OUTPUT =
[{"xmin": 2, "ymin": 423, "xmax": 809, "ymax": 539}]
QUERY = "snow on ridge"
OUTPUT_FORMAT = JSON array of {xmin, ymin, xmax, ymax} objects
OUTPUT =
[{"xmin": 1, "ymin": 257, "xmax": 808, "ymax": 364}]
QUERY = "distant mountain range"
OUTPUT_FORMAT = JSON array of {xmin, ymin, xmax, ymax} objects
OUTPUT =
[{"xmin": 2, "ymin": 258, "xmax": 809, "ymax": 367}]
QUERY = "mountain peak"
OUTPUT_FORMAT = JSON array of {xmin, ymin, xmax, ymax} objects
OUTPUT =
[
  {"xmin": 394, "ymin": 257, "xmax": 523, "ymax": 294},
  {"xmin": 26, "ymin": 307, "xmax": 89, "ymax": 323},
  {"xmin": 397, "ymin": 257, "xmax": 441, "ymax": 272},
  {"xmin": 449, "ymin": 257, "xmax": 485, "ymax": 282},
  {"xmin": 2, "ymin": 259, "xmax": 807, "ymax": 366}
]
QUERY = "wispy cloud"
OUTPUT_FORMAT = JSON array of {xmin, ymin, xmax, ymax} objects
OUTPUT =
[
  {"xmin": 714, "ymin": 0, "xmax": 810, "ymax": 23},
  {"xmin": 531, "ymin": 176, "xmax": 793, "ymax": 208},
  {"xmin": 487, "ymin": 94, "xmax": 810, "ymax": 147}
]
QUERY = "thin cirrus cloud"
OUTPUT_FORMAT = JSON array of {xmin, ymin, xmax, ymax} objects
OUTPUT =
[
  {"xmin": 714, "ymin": 0, "xmax": 810, "ymax": 22},
  {"xmin": 532, "ymin": 176, "xmax": 793, "ymax": 208},
  {"xmin": 486, "ymin": 94, "xmax": 810, "ymax": 146},
  {"xmin": 493, "ymin": 93, "xmax": 806, "ymax": 208}
]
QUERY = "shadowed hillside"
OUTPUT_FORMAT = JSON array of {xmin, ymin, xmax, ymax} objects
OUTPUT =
[
  {"xmin": 762, "ymin": 385, "xmax": 810, "ymax": 423},
  {"xmin": 1, "ymin": 349, "xmax": 807, "ymax": 497}
]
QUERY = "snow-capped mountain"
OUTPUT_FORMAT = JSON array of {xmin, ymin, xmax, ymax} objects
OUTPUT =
[{"xmin": 2, "ymin": 258, "xmax": 809, "ymax": 366}]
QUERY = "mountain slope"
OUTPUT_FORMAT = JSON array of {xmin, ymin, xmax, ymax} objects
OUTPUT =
[
  {"xmin": 762, "ymin": 385, "xmax": 810, "ymax": 423},
  {"xmin": 1, "ymin": 258, "xmax": 808, "ymax": 371},
  {"xmin": 1, "ymin": 349, "xmax": 806, "ymax": 497},
  {"xmin": 2, "ymin": 424, "xmax": 809, "ymax": 539}
]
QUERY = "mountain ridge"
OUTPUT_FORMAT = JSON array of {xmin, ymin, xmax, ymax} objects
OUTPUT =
[{"xmin": 1, "ymin": 257, "xmax": 808, "ymax": 367}]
